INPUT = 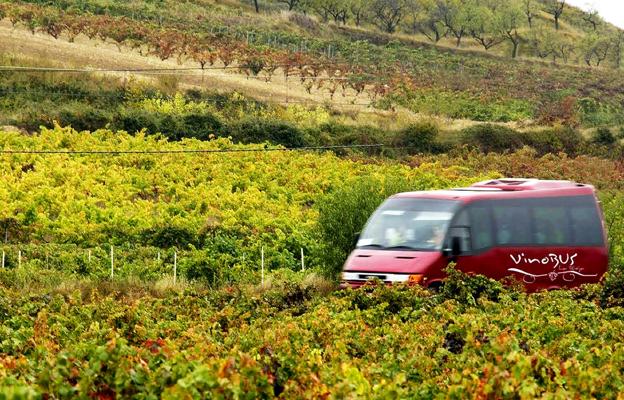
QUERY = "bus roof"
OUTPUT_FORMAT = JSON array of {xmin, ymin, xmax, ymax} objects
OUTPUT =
[{"xmin": 394, "ymin": 179, "xmax": 596, "ymax": 202}]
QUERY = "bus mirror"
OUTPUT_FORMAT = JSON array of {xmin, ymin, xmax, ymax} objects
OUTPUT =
[
  {"xmin": 451, "ymin": 236, "xmax": 462, "ymax": 257},
  {"xmin": 353, "ymin": 232, "xmax": 360, "ymax": 248}
]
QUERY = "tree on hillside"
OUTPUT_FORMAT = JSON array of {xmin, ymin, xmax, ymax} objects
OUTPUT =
[
  {"xmin": 437, "ymin": 0, "xmax": 471, "ymax": 47},
  {"xmin": 531, "ymin": 27, "xmax": 575, "ymax": 63},
  {"xmin": 582, "ymin": 9, "xmax": 600, "ymax": 31},
  {"xmin": 277, "ymin": 0, "xmax": 302, "ymax": 11},
  {"xmin": 468, "ymin": 3, "xmax": 505, "ymax": 51},
  {"xmin": 311, "ymin": 0, "xmax": 343, "ymax": 23},
  {"xmin": 323, "ymin": 0, "xmax": 349, "ymax": 24},
  {"xmin": 611, "ymin": 31, "xmax": 624, "ymax": 68},
  {"xmin": 499, "ymin": 1, "xmax": 525, "ymax": 58},
  {"xmin": 544, "ymin": 0, "xmax": 565, "ymax": 30},
  {"xmin": 580, "ymin": 32, "xmax": 611, "ymax": 66},
  {"xmin": 553, "ymin": 33, "xmax": 576, "ymax": 63},
  {"xmin": 404, "ymin": 0, "xmax": 447, "ymax": 42},
  {"xmin": 370, "ymin": 0, "xmax": 406, "ymax": 33},
  {"xmin": 522, "ymin": 0, "xmax": 538, "ymax": 28},
  {"xmin": 349, "ymin": 0, "xmax": 368, "ymax": 26}
]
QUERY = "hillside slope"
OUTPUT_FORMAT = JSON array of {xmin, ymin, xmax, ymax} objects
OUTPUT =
[{"xmin": 1, "ymin": 0, "xmax": 623, "ymax": 127}]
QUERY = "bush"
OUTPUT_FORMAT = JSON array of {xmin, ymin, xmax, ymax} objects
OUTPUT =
[
  {"xmin": 439, "ymin": 265, "xmax": 508, "ymax": 306},
  {"xmin": 460, "ymin": 124, "xmax": 523, "ymax": 153},
  {"xmin": 227, "ymin": 117, "xmax": 306, "ymax": 147},
  {"xmin": 521, "ymin": 126, "xmax": 583, "ymax": 155},
  {"xmin": 315, "ymin": 175, "xmax": 418, "ymax": 277},
  {"xmin": 182, "ymin": 113, "xmax": 222, "ymax": 140},
  {"xmin": 140, "ymin": 225, "xmax": 198, "ymax": 249},
  {"xmin": 393, "ymin": 121, "xmax": 441, "ymax": 154},
  {"xmin": 113, "ymin": 108, "xmax": 160, "ymax": 135},
  {"xmin": 113, "ymin": 109, "xmax": 221, "ymax": 140},
  {"xmin": 592, "ymin": 127, "xmax": 616, "ymax": 146},
  {"xmin": 58, "ymin": 106, "xmax": 111, "ymax": 132}
]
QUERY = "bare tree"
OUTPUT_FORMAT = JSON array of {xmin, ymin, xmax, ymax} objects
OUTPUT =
[
  {"xmin": 544, "ymin": 0, "xmax": 565, "ymax": 30},
  {"xmin": 581, "ymin": 33, "xmax": 611, "ymax": 66}
]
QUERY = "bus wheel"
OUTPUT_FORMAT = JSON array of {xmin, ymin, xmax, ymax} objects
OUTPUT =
[{"xmin": 427, "ymin": 281, "xmax": 444, "ymax": 293}]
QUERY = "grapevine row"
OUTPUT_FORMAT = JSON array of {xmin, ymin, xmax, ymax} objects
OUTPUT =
[{"xmin": 0, "ymin": 3, "xmax": 443, "ymax": 103}]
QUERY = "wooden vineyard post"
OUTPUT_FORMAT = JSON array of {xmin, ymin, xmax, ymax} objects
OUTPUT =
[
  {"xmin": 110, "ymin": 246, "xmax": 114, "ymax": 279},
  {"xmin": 173, "ymin": 251, "xmax": 177, "ymax": 285}
]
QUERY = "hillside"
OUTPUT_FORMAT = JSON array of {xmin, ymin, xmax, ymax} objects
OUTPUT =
[{"xmin": 0, "ymin": 0, "xmax": 623, "ymax": 129}]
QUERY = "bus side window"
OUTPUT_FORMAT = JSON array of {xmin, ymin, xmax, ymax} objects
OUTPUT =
[
  {"xmin": 468, "ymin": 204, "xmax": 494, "ymax": 250},
  {"xmin": 532, "ymin": 206, "xmax": 569, "ymax": 245},
  {"xmin": 448, "ymin": 210, "xmax": 472, "ymax": 253},
  {"xmin": 492, "ymin": 204, "xmax": 532, "ymax": 245},
  {"xmin": 570, "ymin": 206, "xmax": 603, "ymax": 245}
]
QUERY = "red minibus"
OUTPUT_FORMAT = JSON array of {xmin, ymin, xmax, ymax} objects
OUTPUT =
[{"xmin": 341, "ymin": 179, "xmax": 608, "ymax": 291}]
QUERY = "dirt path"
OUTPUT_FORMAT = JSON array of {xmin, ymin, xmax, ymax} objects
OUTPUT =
[{"xmin": 0, "ymin": 20, "xmax": 370, "ymax": 109}]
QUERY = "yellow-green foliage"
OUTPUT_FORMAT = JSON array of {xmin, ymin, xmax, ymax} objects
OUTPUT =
[
  {"xmin": 133, "ymin": 93, "xmax": 213, "ymax": 115},
  {"xmin": 0, "ymin": 126, "xmax": 489, "ymax": 272},
  {"xmin": 261, "ymin": 104, "xmax": 332, "ymax": 129}
]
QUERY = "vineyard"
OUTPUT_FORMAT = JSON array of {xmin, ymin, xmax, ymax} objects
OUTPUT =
[
  {"xmin": 0, "ymin": 127, "xmax": 623, "ymax": 398},
  {"xmin": 1, "ymin": 1, "xmax": 624, "ymax": 125},
  {"xmin": 2, "ymin": 0, "xmax": 624, "ymax": 398}
]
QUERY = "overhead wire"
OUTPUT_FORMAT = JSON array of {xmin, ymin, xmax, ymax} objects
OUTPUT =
[{"xmin": 0, "ymin": 143, "xmax": 388, "ymax": 155}]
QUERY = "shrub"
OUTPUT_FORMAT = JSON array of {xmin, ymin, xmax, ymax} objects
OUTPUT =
[
  {"xmin": 114, "ymin": 109, "xmax": 222, "ymax": 140},
  {"xmin": 393, "ymin": 121, "xmax": 441, "ymax": 154},
  {"xmin": 439, "ymin": 265, "xmax": 508, "ymax": 306},
  {"xmin": 460, "ymin": 124, "xmax": 523, "ymax": 153},
  {"xmin": 113, "ymin": 108, "xmax": 160, "ymax": 135},
  {"xmin": 140, "ymin": 225, "xmax": 198, "ymax": 249},
  {"xmin": 521, "ymin": 126, "xmax": 583, "ymax": 155},
  {"xmin": 315, "ymin": 175, "xmax": 418, "ymax": 277},
  {"xmin": 592, "ymin": 127, "xmax": 616, "ymax": 146},
  {"xmin": 58, "ymin": 106, "xmax": 111, "ymax": 132},
  {"xmin": 537, "ymin": 96, "xmax": 578, "ymax": 127},
  {"xmin": 227, "ymin": 117, "xmax": 306, "ymax": 147}
]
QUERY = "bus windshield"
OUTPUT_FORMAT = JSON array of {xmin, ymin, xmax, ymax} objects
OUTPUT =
[{"xmin": 358, "ymin": 198, "xmax": 460, "ymax": 251}]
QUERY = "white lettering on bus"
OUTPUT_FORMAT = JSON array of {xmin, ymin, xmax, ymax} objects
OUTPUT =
[
  {"xmin": 509, "ymin": 252, "xmax": 578, "ymax": 269},
  {"xmin": 507, "ymin": 252, "xmax": 594, "ymax": 283}
]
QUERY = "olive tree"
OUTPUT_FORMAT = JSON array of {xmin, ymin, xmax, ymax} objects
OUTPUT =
[
  {"xmin": 499, "ymin": 1, "xmax": 525, "ymax": 58},
  {"xmin": 404, "ymin": 0, "xmax": 447, "ymax": 42},
  {"xmin": 468, "ymin": 3, "xmax": 505, "ymax": 51},
  {"xmin": 544, "ymin": 0, "xmax": 565, "ymax": 30},
  {"xmin": 437, "ymin": 0, "xmax": 472, "ymax": 47},
  {"xmin": 370, "ymin": 0, "xmax": 407, "ymax": 34}
]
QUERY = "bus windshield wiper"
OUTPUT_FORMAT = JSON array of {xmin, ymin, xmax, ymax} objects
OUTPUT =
[
  {"xmin": 384, "ymin": 245, "xmax": 418, "ymax": 250},
  {"xmin": 358, "ymin": 244, "xmax": 385, "ymax": 249}
]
